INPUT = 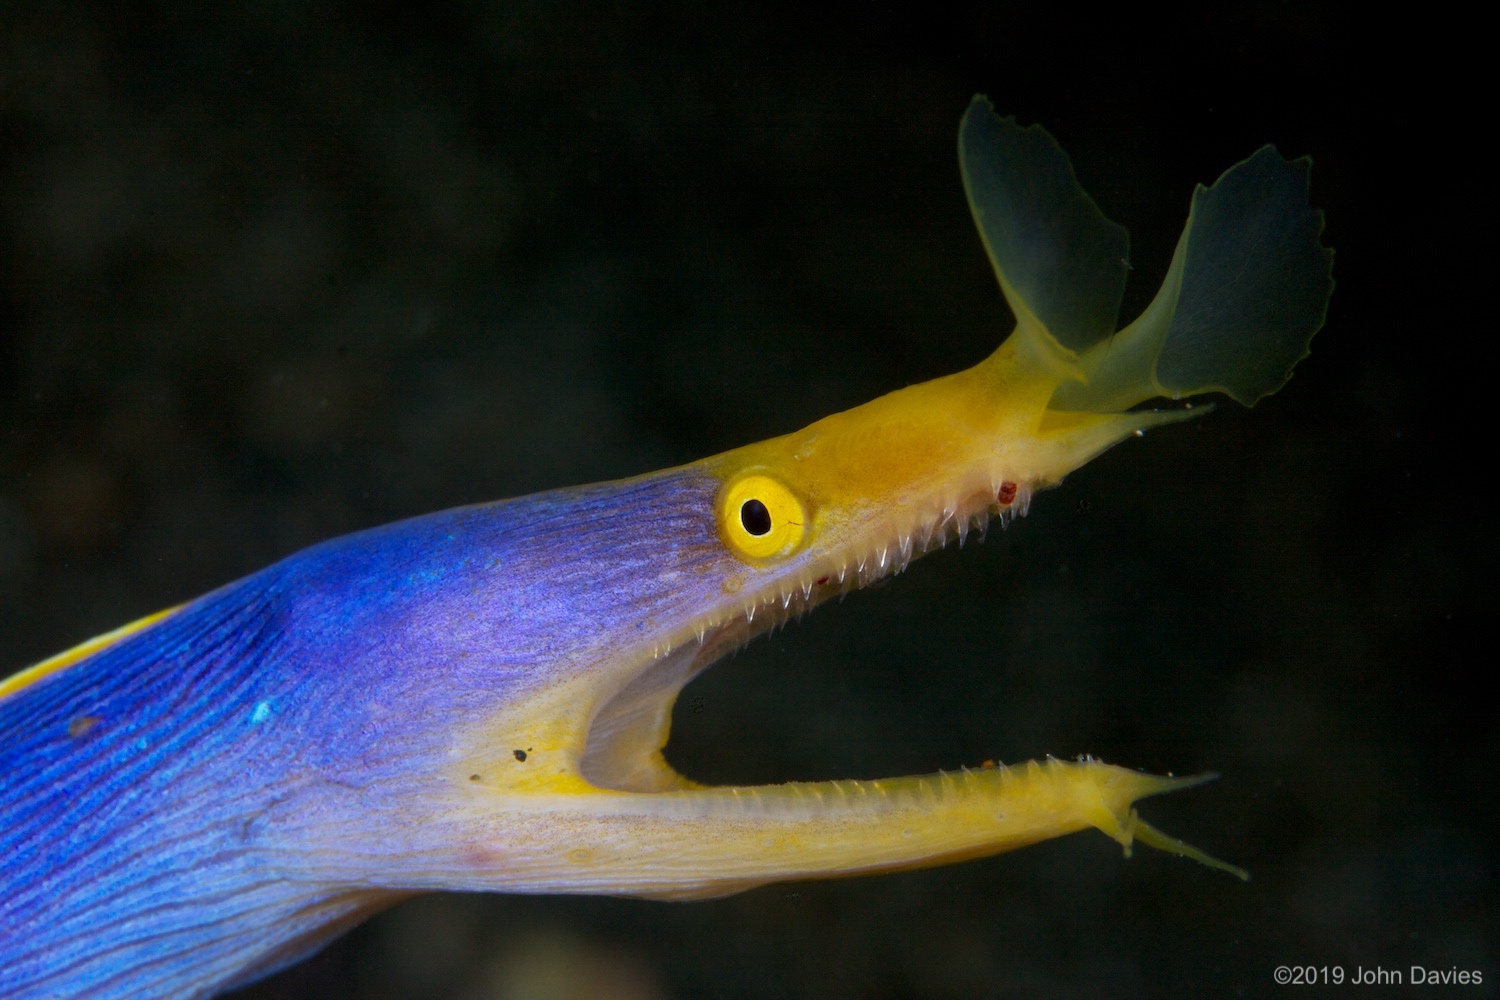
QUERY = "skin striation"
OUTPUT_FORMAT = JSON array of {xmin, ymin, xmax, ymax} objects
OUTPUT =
[{"xmin": 0, "ymin": 96, "xmax": 1332, "ymax": 999}]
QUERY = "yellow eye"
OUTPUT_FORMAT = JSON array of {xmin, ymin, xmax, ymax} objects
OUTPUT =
[{"xmin": 718, "ymin": 472, "xmax": 807, "ymax": 560}]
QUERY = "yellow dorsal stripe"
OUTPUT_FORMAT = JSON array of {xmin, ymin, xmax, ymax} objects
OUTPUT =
[{"xmin": 0, "ymin": 605, "xmax": 182, "ymax": 703}]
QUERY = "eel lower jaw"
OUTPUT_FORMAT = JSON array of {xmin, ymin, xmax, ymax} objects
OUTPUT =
[
  {"xmin": 446, "ymin": 615, "xmax": 1245, "ymax": 902},
  {"xmin": 453, "ymin": 740, "xmax": 1247, "ymax": 900}
]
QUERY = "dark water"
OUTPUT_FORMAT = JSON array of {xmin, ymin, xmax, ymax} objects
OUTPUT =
[{"xmin": 2, "ymin": 4, "xmax": 1492, "ymax": 997}]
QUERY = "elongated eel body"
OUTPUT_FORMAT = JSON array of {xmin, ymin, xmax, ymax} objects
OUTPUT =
[{"xmin": 0, "ymin": 97, "xmax": 1333, "ymax": 998}]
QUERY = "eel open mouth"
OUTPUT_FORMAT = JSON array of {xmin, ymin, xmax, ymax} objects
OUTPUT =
[{"xmin": 456, "ymin": 482, "xmax": 1247, "ymax": 902}]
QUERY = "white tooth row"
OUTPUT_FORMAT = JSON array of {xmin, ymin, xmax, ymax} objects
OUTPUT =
[{"xmin": 652, "ymin": 481, "xmax": 1034, "ymax": 662}]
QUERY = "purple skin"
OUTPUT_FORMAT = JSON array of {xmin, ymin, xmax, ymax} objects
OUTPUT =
[{"xmin": 0, "ymin": 466, "xmax": 735, "ymax": 997}]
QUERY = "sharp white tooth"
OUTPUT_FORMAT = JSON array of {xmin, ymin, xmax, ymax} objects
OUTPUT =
[
  {"xmin": 781, "ymin": 590, "xmax": 792, "ymax": 609},
  {"xmin": 745, "ymin": 604, "xmax": 756, "ymax": 623},
  {"xmin": 801, "ymin": 579, "xmax": 812, "ymax": 600},
  {"xmin": 877, "ymin": 547, "xmax": 888, "ymax": 569}
]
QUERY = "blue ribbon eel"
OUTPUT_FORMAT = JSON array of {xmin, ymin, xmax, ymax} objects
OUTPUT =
[{"xmin": 0, "ymin": 96, "xmax": 1332, "ymax": 998}]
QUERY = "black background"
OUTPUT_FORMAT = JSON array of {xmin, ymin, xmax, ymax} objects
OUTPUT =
[{"xmin": 2, "ymin": 3, "xmax": 1492, "ymax": 997}]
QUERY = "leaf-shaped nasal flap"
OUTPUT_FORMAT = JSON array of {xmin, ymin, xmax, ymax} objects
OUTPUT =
[
  {"xmin": 1155, "ymin": 146, "xmax": 1334, "ymax": 405},
  {"xmin": 959, "ymin": 96, "xmax": 1128, "ymax": 354}
]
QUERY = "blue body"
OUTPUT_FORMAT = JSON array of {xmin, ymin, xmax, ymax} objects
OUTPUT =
[{"xmin": 0, "ymin": 468, "xmax": 734, "ymax": 998}]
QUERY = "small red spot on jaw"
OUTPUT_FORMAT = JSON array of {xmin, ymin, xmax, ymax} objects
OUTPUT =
[
  {"xmin": 815, "ymin": 576, "xmax": 830, "ymax": 586},
  {"xmin": 997, "ymin": 482, "xmax": 1018, "ymax": 505}
]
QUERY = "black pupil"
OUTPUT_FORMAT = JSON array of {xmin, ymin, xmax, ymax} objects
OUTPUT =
[{"xmin": 740, "ymin": 498, "xmax": 773, "ymax": 536}]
